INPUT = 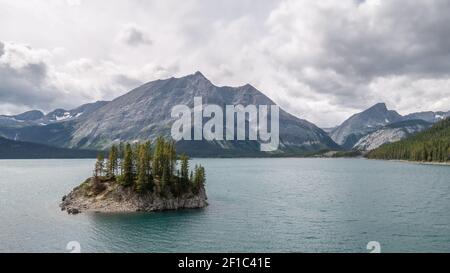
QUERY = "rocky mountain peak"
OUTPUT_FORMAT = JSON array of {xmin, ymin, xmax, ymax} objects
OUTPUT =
[
  {"xmin": 330, "ymin": 102, "xmax": 401, "ymax": 148},
  {"xmin": 185, "ymin": 71, "xmax": 210, "ymax": 84},
  {"xmin": 367, "ymin": 103, "xmax": 388, "ymax": 112},
  {"xmin": 193, "ymin": 71, "xmax": 206, "ymax": 78}
]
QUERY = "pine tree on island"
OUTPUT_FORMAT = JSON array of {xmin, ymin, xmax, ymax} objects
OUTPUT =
[{"xmin": 92, "ymin": 137, "xmax": 206, "ymax": 196}]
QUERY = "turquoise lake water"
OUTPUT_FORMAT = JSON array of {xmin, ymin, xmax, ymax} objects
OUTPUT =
[{"xmin": 0, "ymin": 158, "xmax": 449, "ymax": 253}]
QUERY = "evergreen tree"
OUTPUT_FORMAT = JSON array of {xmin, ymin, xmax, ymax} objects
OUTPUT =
[
  {"xmin": 161, "ymin": 166, "xmax": 169, "ymax": 193},
  {"xmin": 152, "ymin": 137, "xmax": 177, "ymax": 181},
  {"xmin": 143, "ymin": 141, "xmax": 154, "ymax": 188},
  {"xmin": 180, "ymin": 155, "xmax": 189, "ymax": 180},
  {"xmin": 192, "ymin": 164, "xmax": 206, "ymax": 193},
  {"xmin": 136, "ymin": 142, "xmax": 152, "ymax": 192},
  {"xmin": 94, "ymin": 152, "xmax": 105, "ymax": 177},
  {"xmin": 121, "ymin": 143, "xmax": 134, "ymax": 186},
  {"xmin": 107, "ymin": 144, "xmax": 118, "ymax": 178},
  {"xmin": 168, "ymin": 140, "xmax": 177, "ymax": 178},
  {"xmin": 117, "ymin": 142, "xmax": 125, "ymax": 175},
  {"xmin": 152, "ymin": 137, "xmax": 164, "ymax": 178}
]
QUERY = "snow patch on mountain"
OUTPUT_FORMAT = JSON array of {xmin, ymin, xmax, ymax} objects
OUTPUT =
[{"xmin": 55, "ymin": 112, "xmax": 72, "ymax": 121}]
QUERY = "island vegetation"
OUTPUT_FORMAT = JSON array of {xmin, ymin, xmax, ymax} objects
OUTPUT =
[
  {"xmin": 367, "ymin": 118, "xmax": 450, "ymax": 162},
  {"xmin": 61, "ymin": 137, "xmax": 208, "ymax": 214}
]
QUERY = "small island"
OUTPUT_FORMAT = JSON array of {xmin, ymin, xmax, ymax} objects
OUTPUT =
[{"xmin": 61, "ymin": 138, "xmax": 208, "ymax": 214}]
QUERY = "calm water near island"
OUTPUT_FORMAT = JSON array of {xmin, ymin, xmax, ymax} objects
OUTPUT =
[{"xmin": 0, "ymin": 158, "xmax": 450, "ymax": 253}]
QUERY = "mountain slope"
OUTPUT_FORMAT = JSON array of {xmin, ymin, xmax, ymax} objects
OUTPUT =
[
  {"xmin": 353, "ymin": 119, "xmax": 432, "ymax": 151},
  {"xmin": 67, "ymin": 72, "xmax": 338, "ymax": 155},
  {"xmin": 367, "ymin": 118, "xmax": 450, "ymax": 162},
  {"xmin": 2, "ymin": 110, "xmax": 45, "ymax": 121},
  {"xmin": 41, "ymin": 101, "xmax": 109, "ymax": 124},
  {"xmin": 0, "ymin": 136, "xmax": 98, "ymax": 159},
  {"xmin": 330, "ymin": 103, "xmax": 402, "ymax": 149},
  {"xmin": 330, "ymin": 102, "xmax": 450, "ymax": 151},
  {"xmin": 0, "ymin": 110, "xmax": 45, "ymax": 129},
  {"xmin": 0, "ymin": 101, "xmax": 108, "ymax": 131},
  {"xmin": 403, "ymin": 111, "xmax": 450, "ymax": 123}
]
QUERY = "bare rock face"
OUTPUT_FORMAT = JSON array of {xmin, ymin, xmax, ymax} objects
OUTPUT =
[
  {"xmin": 353, "ymin": 119, "xmax": 432, "ymax": 151},
  {"xmin": 60, "ymin": 178, "xmax": 208, "ymax": 214}
]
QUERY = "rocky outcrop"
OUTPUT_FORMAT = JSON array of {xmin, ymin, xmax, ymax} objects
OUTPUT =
[
  {"xmin": 60, "ymin": 178, "xmax": 208, "ymax": 214},
  {"xmin": 353, "ymin": 119, "xmax": 432, "ymax": 151},
  {"xmin": 353, "ymin": 127, "xmax": 409, "ymax": 151}
]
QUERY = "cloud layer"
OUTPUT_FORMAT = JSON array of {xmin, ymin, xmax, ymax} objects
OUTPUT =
[
  {"xmin": 1, "ymin": 0, "xmax": 450, "ymax": 126},
  {"xmin": 117, "ymin": 24, "xmax": 153, "ymax": 47}
]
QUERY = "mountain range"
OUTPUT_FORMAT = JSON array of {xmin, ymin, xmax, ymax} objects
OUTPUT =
[
  {"xmin": 0, "ymin": 72, "xmax": 448, "ymax": 158},
  {"xmin": 0, "ymin": 72, "xmax": 338, "ymax": 157},
  {"xmin": 329, "ymin": 103, "xmax": 449, "ymax": 150},
  {"xmin": 0, "ymin": 101, "xmax": 109, "ymax": 128}
]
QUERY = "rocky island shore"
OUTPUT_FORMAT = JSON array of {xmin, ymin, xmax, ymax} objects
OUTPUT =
[
  {"xmin": 61, "ymin": 138, "xmax": 208, "ymax": 214},
  {"xmin": 60, "ymin": 177, "xmax": 208, "ymax": 214}
]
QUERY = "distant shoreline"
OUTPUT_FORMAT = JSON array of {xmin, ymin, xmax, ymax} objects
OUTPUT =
[
  {"xmin": 2, "ymin": 157, "xmax": 449, "ymax": 166},
  {"xmin": 389, "ymin": 159, "xmax": 450, "ymax": 166},
  {"xmin": 365, "ymin": 159, "xmax": 450, "ymax": 166}
]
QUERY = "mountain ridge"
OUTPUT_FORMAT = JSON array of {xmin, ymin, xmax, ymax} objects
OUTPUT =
[
  {"xmin": 2, "ymin": 72, "xmax": 448, "ymax": 157},
  {"xmin": 0, "ymin": 72, "xmax": 339, "ymax": 157},
  {"xmin": 69, "ymin": 72, "xmax": 339, "ymax": 154},
  {"xmin": 330, "ymin": 103, "xmax": 450, "ymax": 150}
]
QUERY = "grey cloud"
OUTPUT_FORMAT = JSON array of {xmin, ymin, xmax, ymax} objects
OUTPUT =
[
  {"xmin": 277, "ymin": 0, "xmax": 450, "ymax": 80},
  {"xmin": 0, "ymin": 63, "xmax": 56, "ymax": 108},
  {"xmin": 0, "ymin": 42, "xmax": 73, "ymax": 112},
  {"xmin": 1, "ymin": 1, "xmax": 450, "ymax": 126},
  {"xmin": 326, "ymin": 1, "xmax": 450, "ymax": 79},
  {"xmin": 113, "ymin": 74, "xmax": 143, "ymax": 89},
  {"xmin": 118, "ymin": 24, "xmax": 152, "ymax": 47},
  {"xmin": 263, "ymin": 0, "xmax": 450, "ymax": 118}
]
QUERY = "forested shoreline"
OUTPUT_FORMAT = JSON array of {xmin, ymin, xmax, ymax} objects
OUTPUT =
[{"xmin": 367, "ymin": 119, "xmax": 450, "ymax": 162}]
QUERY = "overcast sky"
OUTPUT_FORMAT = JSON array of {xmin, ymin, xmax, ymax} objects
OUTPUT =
[{"xmin": 1, "ymin": 0, "xmax": 450, "ymax": 127}]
